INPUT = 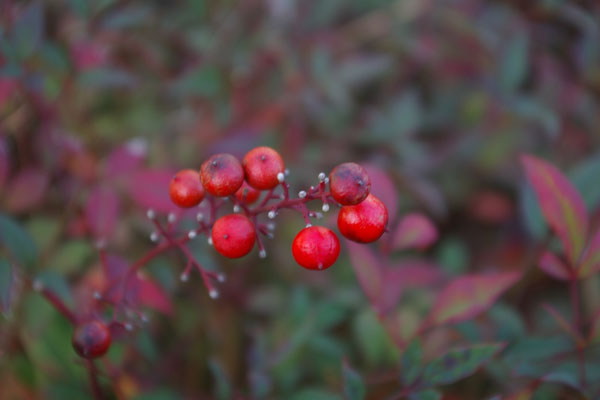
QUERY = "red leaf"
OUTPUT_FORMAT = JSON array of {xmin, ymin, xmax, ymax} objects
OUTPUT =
[
  {"xmin": 392, "ymin": 213, "xmax": 438, "ymax": 251},
  {"xmin": 346, "ymin": 241, "xmax": 384, "ymax": 310},
  {"xmin": 577, "ymin": 228, "xmax": 600, "ymax": 279},
  {"xmin": 427, "ymin": 271, "xmax": 521, "ymax": 327},
  {"xmin": 125, "ymin": 168, "xmax": 178, "ymax": 214},
  {"xmin": 136, "ymin": 275, "xmax": 172, "ymax": 314},
  {"xmin": 538, "ymin": 251, "xmax": 570, "ymax": 281},
  {"xmin": 4, "ymin": 168, "xmax": 49, "ymax": 213},
  {"xmin": 521, "ymin": 154, "xmax": 588, "ymax": 265},
  {"xmin": 85, "ymin": 185, "xmax": 120, "ymax": 240},
  {"xmin": 104, "ymin": 139, "xmax": 147, "ymax": 178},
  {"xmin": 0, "ymin": 78, "xmax": 18, "ymax": 108},
  {"xmin": 363, "ymin": 164, "xmax": 399, "ymax": 221}
]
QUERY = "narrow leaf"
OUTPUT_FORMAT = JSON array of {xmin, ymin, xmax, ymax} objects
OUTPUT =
[
  {"xmin": 363, "ymin": 164, "xmax": 399, "ymax": 221},
  {"xmin": 392, "ymin": 213, "xmax": 438, "ymax": 251},
  {"xmin": 346, "ymin": 241, "xmax": 383, "ymax": 310},
  {"xmin": 104, "ymin": 139, "xmax": 146, "ymax": 178},
  {"xmin": 84, "ymin": 185, "xmax": 120, "ymax": 240},
  {"xmin": 421, "ymin": 343, "xmax": 504, "ymax": 387},
  {"xmin": 577, "ymin": 227, "xmax": 600, "ymax": 279},
  {"xmin": 538, "ymin": 251, "xmax": 570, "ymax": 281},
  {"xmin": 125, "ymin": 168, "xmax": 178, "ymax": 214},
  {"xmin": 342, "ymin": 360, "xmax": 366, "ymax": 400},
  {"xmin": 541, "ymin": 303, "xmax": 584, "ymax": 346},
  {"xmin": 401, "ymin": 339, "xmax": 423, "ymax": 386},
  {"xmin": 427, "ymin": 272, "xmax": 521, "ymax": 327},
  {"xmin": 521, "ymin": 154, "xmax": 588, "ymax": 265},
  {"xmin": 0, "ymin": 214, "xmax": 37, "ymax": 269},
  {"xmin": 4, "ymin": 168, "xmax": 49, "ymax": 214}
]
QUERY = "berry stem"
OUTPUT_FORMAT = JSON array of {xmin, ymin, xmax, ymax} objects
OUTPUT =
[
  {"xmin": 35, "ymin": 282, "xmax": 78, "ymax": 324},
  {"xmin": 86, "ymin": 360, "xmax": 105, "ymax": 400}
]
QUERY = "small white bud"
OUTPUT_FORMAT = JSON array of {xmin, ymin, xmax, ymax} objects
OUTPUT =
[
  {"xmin": 168, "ymin": 213, "xmax": 177, "ymax": 223},
  {"xmin": 150, "ymin": 232, "xmax": 159, "ymax": 242},
  {"xmin": 209, "ymin": 289, "xmax": 219, "ymax": 299},
  {"xmin": 180, "ymin": 272, "xmax": 189, "ymax": 282},
  {"xmin": 314, "ymin": 212, "xmax": 324, "ymax": 219},
  {"xmin": 277, "ymin": 172, "xmax": 285, "ymax": 183},
  {"xmin": 259, "ymin": 249, "xmax": 267, "ymax": 258},
  {"xmin": 318, "ymin": 172, "xmax": 326, "ymax": 181},
  {"xmin": 310, "ymin": 186, "xmax": 315, "ymax": 191},
  {"xmin": 196, "ymin": 213, "xmax": 204, "ymax": 221},
  {"xmin": 207, "ymin": 237, "xmax": 213, "ymax": 246},
  {"xmin": 95, "ymin": 238, "xmax": 106, "ymax": 250},
  {"xmin": 268, "ymin": 210, "xmax": 277, "ymax": 219},
  {"xmin": 125, "ymin": 323, "xmax": 133, "ymax": 331},
  {"xmin": 284, "ymin": 168, "xmax": 290, "ymax": 176},
  {"xmin": 322, "ymin": 203, "xmax": 330, "ymax": 212},
  {"xmin": 267, "ymin": 222, "xmax": 276, "ymax": 231},
  {"xmin": 217, "ymin": 274, "xmax": 226, "ymax": 283},
  {"xmin": 141, "ymin": 313, "xmax": 149, "ymax": 323},
  {"xmin": 126, "ymin": 137, "xmax": 148, "ymax": 156},
  {"xmin": 146, "ymin": 209, "xmax": 156, "ymax": 220},
  {"xmin": 32, "ymin": 280, "xmax": 44, "ymax": 291},
  {"xmin": 298, "ymin": 190, "xmax": 307, "ymax": 198},
  {"xmin": 93, "ymin": 291, "xmax": 102, "ymax": 300},
  {"xmin": 324, "ymin": 177, "xmax": 329, "ymax": 184},
  {"xmin": 188, "ymin": 230, "xmax": 197, "ymax": 239},
  {"xmin": 233, "ymin": 204, "xmax": 241, "ymax": 213},
  {"xmin": 305, "ymin": 223, "xmax": 312, "ymax": 228}
]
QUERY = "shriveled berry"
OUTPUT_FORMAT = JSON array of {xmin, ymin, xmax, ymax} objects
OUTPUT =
[
  {"xmin": 329, "ymin": 162, "xmax": 371, "ymax": 205},
  {"xmin": 211, "ymin": 214, "xmax": 256, "ymax": 258},
  {"xmin": 338, "ymin": 194, "xmax": 388, "ymax": 243},
  {"xmin": 292, "ymin": 226, "xmax": 340, "ymax": 270},
  {"xmin": 242, "ymin": 146, "xmax": 285, "ymax": 190},
  {"xmin": 200, "ymin": 153, "xmax": 244, "ymax": 197},
  {"xmin": 72, "ymin": 320, "xmax": 111, "ymax": 359},
  {"xmin": 234, "ymin": 181, "xmax": 261, "ymax": 204},
  {"xmin": 169, "ymin": 169, "xmax": 205, "ymax": 208}
]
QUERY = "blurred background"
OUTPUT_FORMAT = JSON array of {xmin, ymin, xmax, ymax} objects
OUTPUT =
[{"xmin": 1, "ymin": 0, "xmax": 600, "ymax": 399}]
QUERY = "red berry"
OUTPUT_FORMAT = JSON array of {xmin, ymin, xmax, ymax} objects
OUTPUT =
[
  {"xmin": 72, "ymin": 320, "xmax": 111, "ymax": 359},
  {"xmin": 242, "ymin": 146, "xmax": 285, "ymax": 190},
  {"xmin": 292, "ymin": 226, "xmax": 340, "ymax": 270},
  {"xmin": 337, "ymin": 194, "xmax": 388, "ymax": 243},
  {"xmin": 329, "ymin": 162, "xmax": 371, "ymax": 205},
  {"xmin": 200, "ymin": 153, "xmax": 244, "ymax": 197},
  {"xmin": 211, "ymin": 214, "xmax": 256, "ymax": 258},
  {"xmin": 234, "ymin": 181, "xmax": 261, "ymax": 204},
  {"xmin": 169, "ymin": 169, "xmax": 205, "ymax": 208}
]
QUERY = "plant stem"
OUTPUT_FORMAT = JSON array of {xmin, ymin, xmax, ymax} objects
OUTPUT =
[
  {"xmin": 86, "ymin": 360, "xmax": 104, "ymax": 400},
  {"xmin": 569, "ymin": 277, "xmax": 587, "ymax": 389},
  {"xmin": 37, "ymin": 284, "xmax": 78, "ymax": 324}
]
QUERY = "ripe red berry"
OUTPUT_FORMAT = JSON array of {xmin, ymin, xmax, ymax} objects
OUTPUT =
[
  {"xmin": 242, "ymin": 146, "xmax": 285, "ymax": 190},
  {"xmin": 211, "ymin": 214, "xmax": 256, "ymax": 258},
  {"xmin": 200, "ymin": 153, "xmax": 244, "ymax": 197},
  {"xmin": 169, "ymin": 169, "xmax": 205, "ymax": 208},
  {"xmin": 338, "ymin": 194, "xmax": 388, "ymax": 243},
  {"xmin": 234, "ymin": 181, "xmax": 261, "ymax": 204},
  {"xmin": 72, "ymin": 320, "xmax": 111, "ymax": 359},
  {"xmin": 292, "ymin": 226, "xmax": 340, "ymax": 270},
  {"xmin": 329, "ymin": 162, "xmax": 371, "ymax": 205}
]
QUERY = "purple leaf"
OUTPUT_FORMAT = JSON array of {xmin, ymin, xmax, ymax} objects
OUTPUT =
[
  {"xmin": 0, "ymin": 137, "xmax": 10, "ymax": 190},
  {"xmin": 392, "ymin": 213, "xmax": 438, "ymax": 251},
  {"xmin": 538, "ymin": 251, "xmax": 570, "ymax": 281},
  {"xmin": 521, "ymin": 155, "xmax": 588, "ymax": 265},
  {"xmin": 104, "ymin": 139, "xmax": 147, "ymax": 178},
  {"xmin": 136, "ymin": 275, "xmax": 172, "ymax": 314},
  {"xmin": 4, "ymin": 168, "xmax": 49, "ymax": 214},
  {"xmin": 125, "ymin": 168, "xmax": 178, "ymax": 214},
  {"xmin": 363, "ymin": 164, "xmax": 399, "ymax": 221},
  {"xmin": 84, "ymin": 185, "xmax": 120, "ymax": 240},
  {"xmin": 346, "ymin": 241, "xmax": 384, "ymax": 310},
  {"xmin": 427, "ymin": 271, "xmax": 521, "ymax": 327}
]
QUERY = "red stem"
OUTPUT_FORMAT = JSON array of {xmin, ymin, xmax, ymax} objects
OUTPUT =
[
  {"xmin": 38, "ymin": 285, "xmax": 78, "ymax": 324},
  {"xmin": 86, "ymin": 360, "xmax": 105, "ymax": 400}
]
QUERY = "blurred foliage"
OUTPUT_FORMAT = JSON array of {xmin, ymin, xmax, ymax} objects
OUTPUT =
[{"xmin": 1, "ymin": 0, "xmax": 600, "ymax": 399}]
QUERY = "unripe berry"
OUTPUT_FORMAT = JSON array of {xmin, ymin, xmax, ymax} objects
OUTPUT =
[
  {"xmin": 338, "ymin": 194, "xmax": 388, "ymax": 243},
  {"xmin": 200, "ymin": 153, "xmax": 244, "ymax": 197},
  {"xmin": 292, "ymin": 226, "xmax": 340, "ymax": 270},
  {"xmin": 72, "ymin": 320, "xmax": 111, "ymax": 359},
  {"xmin": 211, "ymin": 214, "xmax": 256, "ymax": 258},
  {"xmin": 242, "ymin": 146, "xmax": 285, "ymax": 190},
  {"xmin": 234, "ymin": 181, "xmax": 261, "ymax": 204},
  {"xmin": 329, "ymin": 162, "xmax": 371, "ymax": 205},
  {"xmin": 169, "ymin": 169, "xmax": 205, "ymax": 208}
]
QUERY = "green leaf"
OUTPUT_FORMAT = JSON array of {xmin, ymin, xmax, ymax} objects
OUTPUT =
[
  {"xmin": 401, "ymin": 339, "xmax": 423, "ymax": 386},
  {"xmin": 0, "ymin": 214, "xmax": 38, "ymax": 269},
  {"xmin": 34, "ymin": 270, "xmax": 73, "ymax": 307},
  {"xmin": 209, "ymin": 359, "xmax": 233, "ymax": 400},
  {"xmin": 499, "ymin": 33, "xmax": 529, "ymax": 92},
  {"xmin": 133, "ymin": 389, "xmax": 183, "ymax": 400},
  {"xmin": 289, "ymin": 388, "xmax": 341, "ymax": 400},
  {"xmin": 12, "ymin": 2, "xmax": 44, "ymax": 60},
  {"xmin": 409, "ymin": 389, "xmax": 442, "ymax": 400},
  {"xmin": 343, "ymin": 361, "xmax": 366, "ymax": 400},
  {"xmin": 0, "ymin": 258, "xmax": 14, "ymax": 314},
  {"xmin": 49, "ymin": 240, "xmax": 93, "ymax": 275},
  {"xmin": 421, "ymin": 344, "xmax": 504, "ymax": 387}
]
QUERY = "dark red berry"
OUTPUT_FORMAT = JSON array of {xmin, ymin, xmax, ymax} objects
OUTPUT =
[
  {"xmin": 200, "ymin": 153, "xmax": 244, "ymax": 197},
  {"xmin": 234, "ymin": 181, "xmax": 261, "ymax": 204},
  {"xmin": 72, "ymin": 320, "xmax": 111, "ymax": 359},
  {"xmin": 292, "ymin": 226, "xmax": 340, "ymax": 270},
  {"xmin": 169, "ymin": 169, "xmax": 205, "ymax": 208},
  {"xmin": 329, "ymin": 162, "xmax": 371, "ymax": 205},
  {"xmin": 242, "ymin": 146, "xmax": 285, "ymax": 190},
  {"xmin": 337, "ymin": 194, "xmax": 388, "ymax": 243},
  {"xmin": 211, "ymin": 214, "xmax": 256, "ymax": 258}
]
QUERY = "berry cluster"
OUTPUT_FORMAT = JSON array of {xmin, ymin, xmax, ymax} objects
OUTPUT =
[{"xmin": 169, "ymin": 147, "xmax": 388, "ymax": 270}]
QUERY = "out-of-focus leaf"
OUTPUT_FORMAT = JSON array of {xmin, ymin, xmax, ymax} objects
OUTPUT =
[
  {"xmin": 26, "ymin": 217, "xmax": 61, "ymax": 254},
  {"xmin": 427, "ymin": 271, "xmax": 521, "ymax": 327},
  {"xmin": 12, "ymin": 2, "xmax": 44, "ymax": 59},
  {"xmin": 392, "ymin": 213, "xmax": 438, "ymax": 251},
  {"xmin": 521, "ymin": 155, "xmax": 588, "ymax": 265},
  {"xmin": 420, "ymin": 343, "xmax": 504, "ymax": 387},
  {"xmin": 34, "ymin": 270, "xmax": 74, "ymax": 307},
  {"xmin": 209, "ymin": 359, "xmax": 233, "ymax": 400},
  {"xmin": 538, "ymin": 251, "xmax": 571, "ymax": 280},
  {"xmin": 541, "ymin": 304, "xmax": 584, "ymax": 346},
  {"xmin": 172, "ymin": 66, "xmax": 223, "ymax": 98},
  {"xmin": 342, "ymin": 361, "xmax": 366, "ymax": 400},
  {"xmin": 0, "ymin": 213, "xmax": 37, "ymax": 269},
  {"xmin": 4, "ymin": 168, "xmax": 49, "ymax": 213},
  {"xmin": 84, "ymin": 185, "xmax": 120, "ymax": 240},
  {"xmin": 570, "ymin": 154, "xmax": 600, "ymax": 210},
  {"xmin": 502, "ymin": 336, "xmax": 572, "ymax": 363},
  {"xmin": 0, "ymin": 137, "xmax": 10, "ymax": 189},
  {"xmin": 435, "ymin": 237, "xmax": 469, "ymax": 276},
  {"xmin": 135, "ymin": 275, "xmax": 173, "ymax": 315},
  {"xmin": 577, "ymin": 228, "xmax": 600, "ymax": 279},
  {"xmin": 489, "ymin": 304, "xmax": 526, "ymax": 341},
  {"xmin": 49, "ymin": 240, "xmax": 93, "ymax": 275},
  {"xmin": 520, "ymin": 183, "xmax": 547, "ymax": 241},
  {"xmin": 289, "ymin": 388, "xmax": 341, "ymax": 400},
  {"xmin": 362, "ymin": 164, "xmax": 399, "ymax": 221},
  {"xmin": 133, "ymin": 389, "xmax": 182, "ymax": 400},
  {"xmin": 346, "ymin": 241, "xmax": 383, "ymax": 309},
  {"xmin": 0, "ymin": 258, "xmax": 15, "ymax": 314},
  {"xmin": 408, "ymin": 390, "xmax": 441, "ymax": 400},
  {"xmin": 353, "ymin": 309, "xmax": 399, "ymax": 367},
  {"xmin": 79, "ymin": 68, "xmax": 137, "ymax": 88},
  {"xmin": 125, "ymin": 168, "xmax": 178, "ymax": 214},
  {"xmin": 401, "ymin": 339, "xmax": 423, "ymax": 386},
  {"xmin": 499, "ymin": 33, "xmax": 529, "ymax": 92},
  {"xmin": 104, "ymin": 138, "xmax": 147, "ymax": 177}
]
